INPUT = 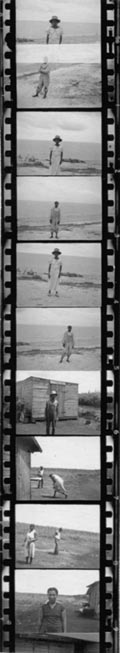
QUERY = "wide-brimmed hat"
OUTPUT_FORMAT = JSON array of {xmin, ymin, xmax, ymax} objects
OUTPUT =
[
  {"xmin": 53, "ymin": 135, "xmax": 62, "ymax": 142},
  {"xmin": 68, "ymin": 325, "xmax": 72, "ymax": 329},
  {"xmin": 52, "ymin": 248, "xmax": 61, "ymax": 255},
  {"xmin": 51, "ymin": 390, "xmax": 57, "ymax": 395},
  {"xmin": 49, "ymin": 16, "xmax": 61, "ymax": 24}
]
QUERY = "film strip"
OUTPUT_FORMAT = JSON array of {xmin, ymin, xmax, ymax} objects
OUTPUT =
[{"xmin": 1, "ymin": 0, "xmax": 119, "ymax": 652}]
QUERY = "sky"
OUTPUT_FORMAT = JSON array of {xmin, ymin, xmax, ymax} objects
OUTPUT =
[
  {"xmin": 17, "ymin": 242, "xmax": 101, "ymax": 259},
  {"xmin": 15, "ymin": 569, "xmax": 99, "ymax": 595},
  {"xmin": 17, "ymin": 307, "xmax": 100, "ymax": 328},
  {"xmin": 16, "ymin": 370, "xmax": 101, "ymax": 393},
  {"xmin": 17, "ymin": 43, "xmax": 100, "ymax": 65},
  {"xmin": 30, "ymin": 436, "xmax": 100, "ymax": 469},
  {"xmin": 15, "ymin": 504, "xmax": 100, "ymax": 532},
  {"xmin": 17, "ymin": 176, "xmax": 101, "ymax": 204},
  {"xmin": 17, "ymin": 112, "xmax": 101, "ymax": 143},
  {"xmin": 16, "ymin": 0, "xmax": 100, "ymax": 24}
]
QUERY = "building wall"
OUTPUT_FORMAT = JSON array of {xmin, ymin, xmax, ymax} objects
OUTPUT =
[
  {"xmin": 15, "ymin": 639, "xmax": 74, "ymax": 653},
  {"xmin": 16, "ymin": 441, "xmax": 31, "ymax": 500},
  {"xmin": 16, "ymin": 378, "xmax": 33, "ymax": 412},
  {"xmin": 32, "ymin": 379, "xmax": 78, "ymax": 421}
]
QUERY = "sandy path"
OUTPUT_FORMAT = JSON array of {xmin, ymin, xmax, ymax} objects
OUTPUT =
[
  {"xmin": 17, "ymin": 349, "xmax": 100, "ymax": 370},
  {"xmin": 18, "ymin": 224, "xmax": 101, "ymax": 240},
  {"xmin": 17, "ymin": 279, "xmax": 101, "ymax": 308}
]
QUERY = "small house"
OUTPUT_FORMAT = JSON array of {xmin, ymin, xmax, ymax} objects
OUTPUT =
[
  {"xmin": 16, "ymin": 436, "xmax": 42, "ymax": 500},
  {"xmin": 86, "ymin": 581, "xmax": 100, "ymax": 617},
  {"xmin": 16, "ymin": 376, "xmax": 78, "ymax": 422}
]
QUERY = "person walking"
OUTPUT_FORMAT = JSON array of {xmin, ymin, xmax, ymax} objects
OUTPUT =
[
  {"xmin": 48, "ymin": 248, "xmax": 62, "ymax": 296},
  {"xmin": 60, "ymin": 325, "xmax": 74, "ymax": 363},
  {"xmin": 50, "ymin": 201, "xmax": 61, "ymax": 239}
]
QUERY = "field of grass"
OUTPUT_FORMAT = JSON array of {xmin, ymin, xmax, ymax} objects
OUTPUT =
[
  {"xmin": 16, "ymin": 593, "xmax": 99, "ymax": 636},
  {"xmin": 28, "ymin": 468, "xmax": 101, "ymax": 502},
  {"xmin": 16, "ymin": 522, "xmax": 99, "ymax": 569}
]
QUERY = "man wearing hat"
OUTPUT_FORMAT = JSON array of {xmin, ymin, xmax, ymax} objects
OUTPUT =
[
  {"xmin": 46, "ymin": 16, "xmax": 63, "ymax": 44},
  {"xmin": 48, "ymin": 247, "xmax": 62, "ymax": 296},
  {"xmin": 60, "ymin": 325, "xmax": 75, "ymax": 363},
  {"xmin": 49, "ymin": 136, "xmax": 63, "ymax": 175},
  {"xmin": 45, "ymin": 391, "xmax": 58, "ymax": 435},
  {"xmin": 50, "ymin": 201, "xmax": 61, "ymax": 239}
]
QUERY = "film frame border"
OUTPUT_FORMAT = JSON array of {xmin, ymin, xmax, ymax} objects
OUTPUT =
[{"xmin": 1, "ymin": 0, "xmax": 119, "ymax": 652}]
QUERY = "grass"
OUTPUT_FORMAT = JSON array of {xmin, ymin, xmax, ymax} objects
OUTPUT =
[
  {"xmin": 16, "ymin": 522, "xmax": 99, "ymax": 569},
  {"xmin": 29, "ymin": 468, "xmax": 101, "ymax": 501},
  {"xmin": 16, "ymin": 593, "xmax": 99, "ymax": 636}
]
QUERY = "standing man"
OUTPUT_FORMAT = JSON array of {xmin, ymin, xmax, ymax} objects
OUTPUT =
[
  {"xmin": 38, "ymin": 466, "xmax": 44, "ymax": 489},
  {"xmin": 45, "ymin": 392, "xmax": 57, "ymax": 435},
  {"xmin": 46, "ymin": 17, "xmax": 63, "ymax": 44},
  {"xmin": 50, "ymin": 201, "xmax": 61, "ymax": 239},
  {"xmin": 24, "ymin": 524, "xmax": 37, "ymax": 565},
  {"xmin": 60, "ymin": 325, "xmax": 75, "ymax": 363},
  {"xmin": 33, "ymin": 57, "xmax": 50, "ymax": 99},
  {"xmin": 48, "ymin": 248, "xmax": 62, "ymax": 296},
  {"xmin": 49, "ymin": 136, "xmax": 63, "ymax": 176},
  {"xmin": 49, "ymin": 473, "xmax": 67, "ymax": 499},
  {"xmin": 38, "ymin": 587, "xmax": 66, "ymax": 634},
  {"xmin": 54, "ymin": 528, "xmax": 62, "ymax": 555}
]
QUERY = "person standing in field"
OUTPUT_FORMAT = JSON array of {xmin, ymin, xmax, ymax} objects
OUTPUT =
[
  {"xmin": 60, "ymin": 325, "xmax": 75, "ymax": 363},
  {"xmin": 50, "ymin": 201, "xmax": 61, "ymax": 239},
  {"xmin": 54, "ymin": 528, "xmax": 62, "ymax": 555},
  {"xmin": 49, "ymin": 473, "xmax": 67, "ymax": 499},
  {"xmin": 33, "ymin": 57, "xmax": 50, "ymax": 99},
  {"xmin": 48, "ymin": 248, "xmax": 62, "ymax": 296},
  {"xmin": 39, "ymin": 587, "xmax": 66, "ymax": 634},
  {"xmin": 45, "ymin": 391, "xmax": 58, "ymax": 435},
  {"xmin": 46, "ymin": 16, "xmax": 63, "ymax": 44},
  {"xmin": 38, "ymin": 466, "xmax": 44, "ymax": 489},
  {"xmin": 24, "ymin": 524, "xmax": 37, "ymax": 565},
  {"xmin": 49, "ymin": 136, "xmax": 63, "ymax": 176}
]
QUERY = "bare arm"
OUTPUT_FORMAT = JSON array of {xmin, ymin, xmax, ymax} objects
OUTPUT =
[
  {"xmin": 59, "ymin": 32, "xmax": 62, "ymax": 44},
  {"xmin": 59, "ymin": 263, "xmax": 62, "ymax": 278},
  {"xmin": 49, "ymin": 149, "xmax": 52, "ymax": 165},
  {"xmin": 46, "ymin": 32, "xmax": 49, "ymax": 44},
  {"xmin": 48, "ymin": 262, "xmax": 51, "ymax": 278},
  {"xmin": 38, "ymin": 607, "xmax": 44, "ymax": 633},
  {"xmin": 61, "ymin": 609, "xmax": 67, "ymax": 632},
  {"xmin": 60, "ymin": 150, "xmax": 63, "ymax": 165}
]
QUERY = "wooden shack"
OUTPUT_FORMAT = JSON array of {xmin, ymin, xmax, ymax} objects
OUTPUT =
[
  {"xmin": 16, "ymin": 436, "xmax": 42, "ymax": 500},
  {"xmin": 16, "ymin": 376, "xmax": 78, "ymax": 421},
  {"xmin": 86, "ymin": 581, "xmax": 100, "ymax": 617}
]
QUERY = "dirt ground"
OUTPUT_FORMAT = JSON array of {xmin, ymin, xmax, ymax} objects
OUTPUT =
[
  {"xmin": 17, "ymin": 278, "xmax": 101, "ymax": 308},
  {"xmin": 17, "ymin": 63, "xmax": 101, "ymax": 109},
  {"xmin": 16, "ymin": 412, "xmax": 100, "ymax": 436},
  {"xmin": 16, "ymin": 523, "xmax": 99, "ymax": 570},
  {"xmin": 17, "ymin": 349, "xmax": 100, "ymax": 371}
]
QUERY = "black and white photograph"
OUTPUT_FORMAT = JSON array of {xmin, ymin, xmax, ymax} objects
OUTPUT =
[
  {"xmin": 17, "ymin": 308, "xmax": 101, "ymax": 370},
  {"xmin": 16, "ymin": 0, "xmax": 100, "ymax": 45},
  {"xmin": 16, "ymin": 436, "xmax": 101, "ymax": 502},
  {"xmin": 16, "ymin": 435, "xmax": 100, "ymax": 502},
  {"xmin": 15, "ymin": 504, "xmax": 100, "ymax": 569},
  {"xmin": 17, "ymin": 243, "xmax": 101, "ymax": 308},
  {"xmin": 16, "ymin": 370, "xmax": 101, "ymax": 435},
  {"xmin": 17, "ymin": 176, "xmax": 102, "ymax": 241},
  {"xmin": 16, "ymin": 43, "xmax": 101, "ymax": 109},
  {"xmin": 15, "ymin": 569, "xmax": 100, "ymax": 649},
  {"xmin": 17, "ymin": 112, "xmax": 101, "ymax": 176}
]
